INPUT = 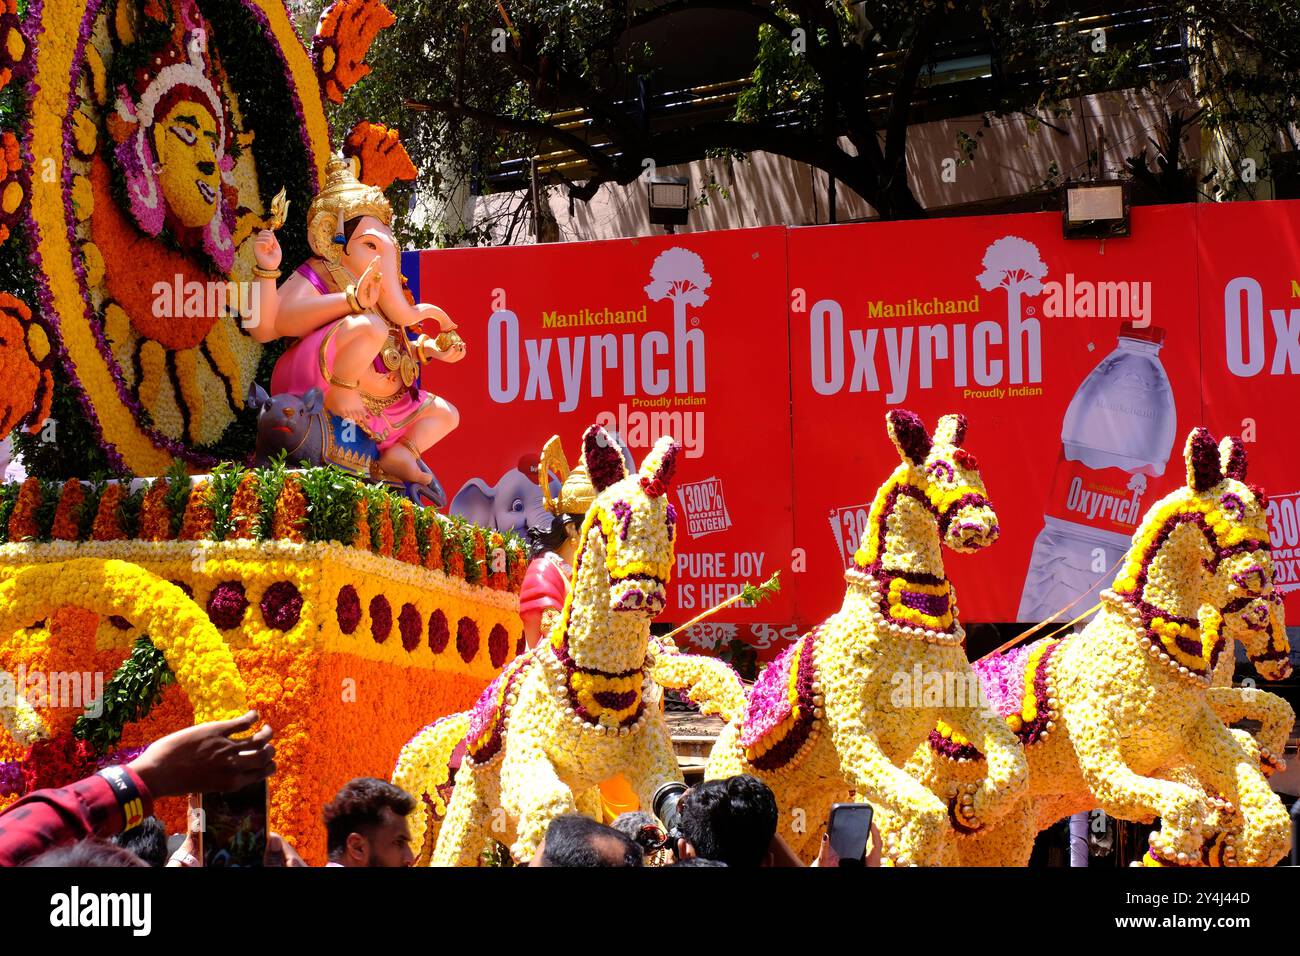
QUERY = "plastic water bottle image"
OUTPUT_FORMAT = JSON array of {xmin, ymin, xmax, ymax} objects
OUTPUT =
[{"xmin": 1017, "ymin": 323, "xmax": 1177, "ymax": 623}]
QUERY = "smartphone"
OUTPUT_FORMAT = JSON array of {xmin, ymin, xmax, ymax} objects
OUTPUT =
[
  {"xmin": 826, "ymin": 802, "xmax": 874, "ymax": 867},
  {"xmin": 199, "ymin": 780, "xmax": 268, "ymax": 868}
]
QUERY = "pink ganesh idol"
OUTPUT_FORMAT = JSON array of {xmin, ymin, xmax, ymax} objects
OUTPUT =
[{"xmin": 247, "ymin": 154, "xmax": 463, "ymax": 487}]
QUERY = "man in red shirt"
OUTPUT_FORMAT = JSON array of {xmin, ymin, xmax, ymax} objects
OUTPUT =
[{"xmin": 0, "ymin": 710, "xmax": 275, "ymax": 867}]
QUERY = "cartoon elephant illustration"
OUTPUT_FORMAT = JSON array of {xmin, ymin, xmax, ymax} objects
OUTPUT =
[{"xmin": 450, "ymin": 455, "xmax": 557, "ymax": 536}]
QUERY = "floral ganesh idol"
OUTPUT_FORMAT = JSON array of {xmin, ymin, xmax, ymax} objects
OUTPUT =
[{"xmin": 249, "ymin": 155, "xmax": 464, "ymax": 489}]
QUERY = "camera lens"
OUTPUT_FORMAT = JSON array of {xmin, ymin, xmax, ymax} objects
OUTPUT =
[{"xmin": 651, "ymin": 781, "xmax": 689, "ymax": 834}]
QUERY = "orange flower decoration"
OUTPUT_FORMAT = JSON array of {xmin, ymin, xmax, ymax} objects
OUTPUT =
[
  {"xmin": 397, "ymin": 499, "xmax": 419, "ymax": 565},
  {"xmin": 91, "ymin": 483, "xmax": 127, "ymax": 541},
  {"xmin": 228, "ymin": 474, "xmax": 260, "ymax": 540},
  {"xmin": 0, "ymin": 293, "xmax": 54, "ymax": 442},
  {"xmin": 423, "ymin": 518, "xmax": 443, "ymax": 572},
  {"xmin": 312, "ymin": 0, "xmax": 395, "ymax": 104},
  {"xmin": 352, "ymin": 499, "xmax": 371, "ymax": 551},
  {"xmin": 51, "ymin": 480, "xmax": 85, "ymax": 541},
  {"xmin": 489, "ymin": 531, "xmax": 508, "ymax": 590},
  {"xmin": 178, "ymin": 481, "xmax": 214, "ymax": 540},
  {"xmin": 273, "ymin": 476, "xmax": 307, "ymax": 543},
  {"xmin": 7, "ymin": 477, "xmax": 39, "ymax": 542},
  {"xmin": 0, "ymin": 1, "xmax": 26, "ymax": 96},
  {"xmin": 344, "ymin": 121, "xmax": 417, "ymax": 191},
  {"xmin": 377, "ymin": 504, "xmax": 394, "ymax": 557},
  {"xmin": 138, "ymin": 482, "xmax": 174, "ymax": 542},
  {"xmin": 0, "ymin": 129, "xmax": 23, "ymax": 245}
]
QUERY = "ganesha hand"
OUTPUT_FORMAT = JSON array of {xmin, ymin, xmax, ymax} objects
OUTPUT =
[{"xmin": 253, "ymin": 229, "xmax": 282, "ymax": 271}]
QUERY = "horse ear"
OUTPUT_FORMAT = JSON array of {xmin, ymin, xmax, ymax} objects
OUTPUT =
[
  {"xmin": 583, "ymin": 425, "xmax": 627, "ymax": 492},
  {"xmin": 1185, "ymin": 427, "xmax": 1222, "ymax": 492},
  {"xmin": 638, "ymin": 435, "xmax": 681, "ymax": 490},
  {"xmin": 932, "ymin": 413, "xmax": 968, "ymax": 448},
  {"xmin": 1218, "ymin": 435, "xmax": 1247, "ymax": 481},
  {"xmin": 886, "ymin": 409, "xmax": 932, "ymax": 465}
]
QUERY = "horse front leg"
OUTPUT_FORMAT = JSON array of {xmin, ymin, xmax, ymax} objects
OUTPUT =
[
  {"xmin": 499, "ymin": 739, "xmax": 577, "ymax": 863},
  {"xmin": 1184, "ymin": 708, "xmax": 1292, "ymax": 867},
  {"xmin": 1206, "ymin": 686, "xmax": 1294, "ymax": 774},
  {"xmin": 830, "ymin": 718, "xmax": 948, "ymax": 866},
  {"xmin": 1066, "ymin": 699, "xmax": 1209, "ymax": 862},
  {"xmin": 939, "ymin": 705, "xmax": 1029, "ymax": 829}
]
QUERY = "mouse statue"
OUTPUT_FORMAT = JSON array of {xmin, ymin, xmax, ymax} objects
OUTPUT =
[{"xmin": 248, "ymin": 382, "xmax": 446, "ymax": 509}]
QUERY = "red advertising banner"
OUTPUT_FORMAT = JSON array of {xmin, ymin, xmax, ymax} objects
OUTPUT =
[
  {"xmin": 405, "ymin": 200, "xmax": 1300, "ymax": 656},
  {"xmin": 788, "ymin": 206, "xmax": 1202, "ymax": 631},
  {"xmin": 410, "ymin": 227, "xmax": 797, "ymax": 643},
  {"xmin": 1197, "ymin": 201, "xmax": 1300, "ymax": 606}
]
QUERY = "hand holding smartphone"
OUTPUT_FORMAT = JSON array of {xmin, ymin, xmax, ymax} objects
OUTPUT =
[
  {"xmin": 826, "ymin": 802, "xmax": 875, "ymax": 867},
  {"xmin": 199, "ymin": 780, "xmax": 269, "ymax": 868}
]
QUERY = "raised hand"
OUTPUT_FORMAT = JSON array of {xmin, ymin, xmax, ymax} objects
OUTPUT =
[{"xmin": 253, "ymin": 229, "xmax": 282, "ymax": 272}]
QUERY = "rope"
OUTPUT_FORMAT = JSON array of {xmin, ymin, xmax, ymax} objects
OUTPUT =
[{"xmin": 975, "ymin": 554, "xmax": 1125, "ymax": 662}]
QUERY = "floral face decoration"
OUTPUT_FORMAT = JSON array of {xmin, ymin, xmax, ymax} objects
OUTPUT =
[{"xmin": 110, "ymin": 0, "xmax": 236, "ymax": 272}]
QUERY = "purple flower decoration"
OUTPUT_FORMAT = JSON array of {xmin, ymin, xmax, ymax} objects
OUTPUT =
[
  {"xmin": 260, "ymin": 581, "xmax": 304, "ymax": 632},
  {"xmin": 610, "ymin": 500, "xmax": 633, "ymax": 541},
  {"xmin": 488, "ymin": 623, "xmax": 509, "ymax": 668},
  {"xmin": 456, "ymin": 617, "xmax": 480, "ymax": 663},
  {"xmin": 336, "ymin": 585, "xmax": 361, "ymax": 635},
  {"xmin": 1187, "ymin": 427, "xmax": 1222, "ymax": 492},
  {"xmin": 887, "ymin": 409, "xmax": 932, "ymax": 464},
  {"xmin": 428, "ymin": 610, "xmax": 450, "ymax": 654},
  {"xmin": 0, "ymin": 760, "xmax": 22, "ymax": 798},
  {"xmin": 369, "ymin": 595, "xmax": 392, "ymax": 644},
  {"xmin": 108, "ymin": 616, "xmax": 132, "ymax": 630},
  {"xmin": 398, "ymin": 603, "xmax": 422, "ymax": 652},
  {"xmin": 206, "ymin": 581, "xmax": 248, "ymax": 630}
]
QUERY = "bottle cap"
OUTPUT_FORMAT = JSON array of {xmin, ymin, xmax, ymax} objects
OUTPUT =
[{"xmin": 1119, "ymin": 321, "xmax": 1164, "ymax": 344}]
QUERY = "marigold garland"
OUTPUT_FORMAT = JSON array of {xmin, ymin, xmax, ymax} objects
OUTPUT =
[
  {"xmin": 7, "ymin": 477, "xmax": 39, "ymax": 543},
  {"xmin": 91, "ymin": 482, "xmax": 127, "ymax": 541},
  {"xmin": 272, "ymin": 475, "xmax": 307, "ymax": 543},
  {"xmin": 50, "ymin": 479, "xmax": 85, "ymax": 541}
]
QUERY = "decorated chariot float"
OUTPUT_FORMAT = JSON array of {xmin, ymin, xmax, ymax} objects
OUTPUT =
[{"xmin": 0, "ymin": 0, "xmax": 1290, "ymax": 870}]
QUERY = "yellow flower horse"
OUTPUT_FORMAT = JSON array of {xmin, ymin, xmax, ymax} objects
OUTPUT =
[
  {"xmin": 394, "ymin": 426, "xmax": 745, "ymax": 865},
  {"xmin": 705, "ymin": 410, "xmax": 1029, "ymax": 865},
  {"xmin": 890, "ymin": 429, "xmax": 1292, "ymax": 867}
]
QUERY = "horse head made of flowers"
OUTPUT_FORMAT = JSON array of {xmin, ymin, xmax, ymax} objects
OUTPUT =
[
  {"xmin": 1223, "ymin": 592, "xmax": 1291, "ymax": 684},
  {"xmin": 556, "ymin": 425, "xmax": 679, "ymax": 627},
  {"xmin": 851, "ymin": 410, "xmax": 998, "ymax": 633},
  {"xmin": 1110, "ymin": 429, "xmax": 1278, "ymax": 683}
]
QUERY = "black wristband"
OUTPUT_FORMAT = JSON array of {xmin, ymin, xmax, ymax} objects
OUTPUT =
[{"xmin": 97, "ymin": 766, "xmax": 146, "ymax": 831}]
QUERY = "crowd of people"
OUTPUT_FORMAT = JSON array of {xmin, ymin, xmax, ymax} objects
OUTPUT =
[{"xmin": 0, "ymin": 714, "xmax": 880, "ymax": 868}]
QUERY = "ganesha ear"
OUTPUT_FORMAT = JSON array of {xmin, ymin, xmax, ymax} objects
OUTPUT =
[
  {"xmin": 1185, "ymin": 428, "xmax": 1223, "ymax": 492},
  {"xmin": 885, "ymin": 409, "xmax": 932, "ymax": 465},
  {"xmin": 583, "ymin": 425, "xmax": 627, "ymax": 492},
  {"xmin": 1218, "ymin": 436, "xmax": 1247, "ymax": 481},
  {"xmin": 638, "ymin": 435, "xmax": 681, "ymax": 490},
  {"xmin": 932, "ymin": 413, "xmax": 968, "ymax": 448}
]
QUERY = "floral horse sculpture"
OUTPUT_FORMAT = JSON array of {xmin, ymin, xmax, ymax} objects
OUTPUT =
[
  {"xmin": 704, "ymin": 410, "xmax": 1029, "ymax": 865},
  {"xmin": 393, "ymin": 426, "xmax": 744, "ymax": 865},
  {"xmin": 890, "ymin": 430, "xmax": 1292, "ymax": 867}
]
